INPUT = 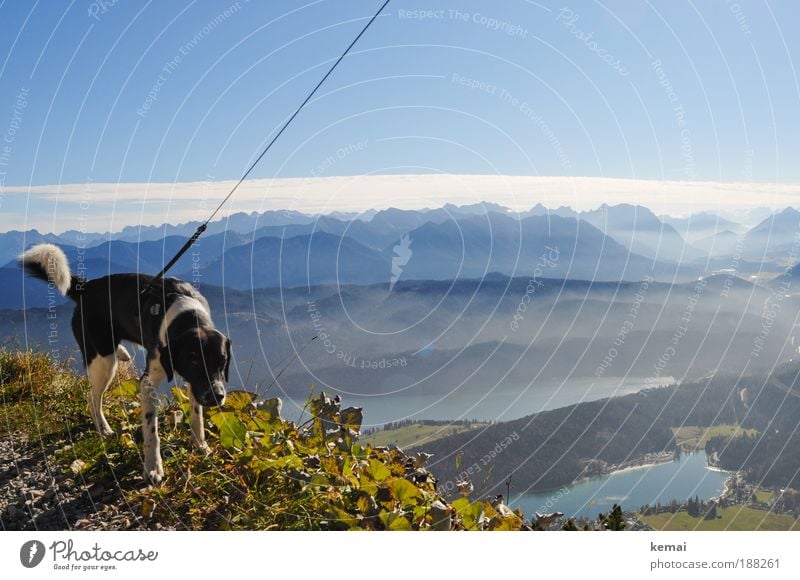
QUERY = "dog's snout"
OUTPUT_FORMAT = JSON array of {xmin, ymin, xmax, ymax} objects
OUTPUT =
[
  {"xmin": 195, "ymin": 383, "xmax": 226, "ymax": 407},
  {"xmin": 211, "ymin": 382, "xmax": 226, "ymax": 405}
]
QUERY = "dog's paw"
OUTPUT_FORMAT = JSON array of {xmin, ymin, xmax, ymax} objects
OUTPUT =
[
  {"xmin": 142, "ymin": 467, "xmax": 164, "ymax": 485},
  {"xmin": 97, "ymin": 425, "xmax": 115, "ymax": 438},
  {"xmin": 142, "ymin": 469, "xmax": 164, "ymax": 485},
  {"xmin": 191, "ymin": 435, "xmax": 211, "ymax": 455}
]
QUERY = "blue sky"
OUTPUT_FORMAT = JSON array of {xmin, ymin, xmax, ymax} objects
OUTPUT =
[{"xmin": 1, "ymin": 1, "xmax": 799, "ymax": 231}]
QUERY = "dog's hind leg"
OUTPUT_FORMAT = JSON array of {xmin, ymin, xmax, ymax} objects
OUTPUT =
[
  {"xmin": 87, "ymin": 354, "xmax": 117, "ymax": 437},
  {"xmin": 140, "ymin": 354, "xmax": 166, "ymax": 484},
  {"xmin": 187, "ymin": 386, "xmax": 210, "ymax": 455}
]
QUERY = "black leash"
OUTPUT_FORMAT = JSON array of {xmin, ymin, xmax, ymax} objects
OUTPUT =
[{"xmin": 142, "ymin": 0, "xmax": 391, "ymax": 295}]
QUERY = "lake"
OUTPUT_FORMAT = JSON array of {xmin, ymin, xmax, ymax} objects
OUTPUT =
[
  {"xmin": 281, "ymin": 375, "xmax": 676, "ymax": 426},
  {"xmin": 511, "ymin": 451, "xmax": 730, "ymax": 519}
]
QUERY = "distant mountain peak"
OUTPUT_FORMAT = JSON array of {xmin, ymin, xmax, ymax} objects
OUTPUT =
[
  {"xmin": 527, "ymin": 204, "xmax": 577, "ymax": 218},
  {"xmin": 748, "ymin": 206, "xmax": 800, "ymax": 235},
  {"xmin": 775, "ymin": 206, "xmax": 800, "ymax": 218},
  {"xmin": 442, "ymin": 201, "xmax": 511, "ymax": 215}
]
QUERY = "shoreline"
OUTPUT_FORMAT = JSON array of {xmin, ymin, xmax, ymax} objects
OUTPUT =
[
  {"xmin": 602, "ymin": 451, "xmax": 677, "ymax": 477},
  {"xmin": 605, "ymin": 460, "xmax": 666, "ymax": 476},
  {"xmin": 569, "ymin": 449, "xmax": 720, "ymax": 488},
  {"xmin": 520, "ymin": 450, "xmax": 729, "ymax": 504},
  {"xmin": 706, "ymin": 464, "xmax": 733, "ymax": 474}
]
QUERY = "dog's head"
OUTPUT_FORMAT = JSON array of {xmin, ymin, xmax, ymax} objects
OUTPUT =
[{"xmin": 161, "ymin": 328, "xmax": 231, "ymax": 407}]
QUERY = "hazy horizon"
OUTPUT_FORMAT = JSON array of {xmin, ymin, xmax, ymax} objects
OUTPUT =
[{"xmin": 2, "ymin": 173, "xmax": 798, "ymax": 233}]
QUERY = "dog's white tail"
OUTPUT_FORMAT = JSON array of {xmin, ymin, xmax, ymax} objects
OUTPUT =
[{"xmin": 18, "ymin": 243, "xmax": 72, "ymax": 296}]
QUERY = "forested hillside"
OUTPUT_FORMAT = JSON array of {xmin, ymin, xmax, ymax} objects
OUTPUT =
[{"xmin": 421, "ymin": 369, "xmax": 800, "ymax": 496}]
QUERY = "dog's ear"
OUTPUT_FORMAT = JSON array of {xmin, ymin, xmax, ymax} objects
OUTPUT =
[
  {"xmin": 224, "ymin": 337, "xmax": 232, "ymax": 382},
  {"xmin": 158, "ymin": 344, "xmax": 174, "ymax": 383}
]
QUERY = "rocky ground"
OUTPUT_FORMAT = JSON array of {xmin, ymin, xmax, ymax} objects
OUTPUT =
[{"xmin": 0, "ymin": 433, "xmax": 169, "ymax": 530}]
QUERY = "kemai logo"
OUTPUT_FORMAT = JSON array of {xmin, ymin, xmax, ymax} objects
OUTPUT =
[
  {"xmin": 20, "ymin": 540, "xmax": 46, "ymax": 568},
  {"xmin": 390, "ymin": 234, "xmax": 412, "ymax": 291}
]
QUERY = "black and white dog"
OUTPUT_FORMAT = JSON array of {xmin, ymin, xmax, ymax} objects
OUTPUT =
[{"xmin": 19, "ymin": 244, "xmax": 231, "ymax": 483}]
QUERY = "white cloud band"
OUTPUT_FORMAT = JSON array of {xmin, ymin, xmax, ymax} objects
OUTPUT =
[{"xmin": 2, "ymin": 174, "xmax": 797, "ymax": 233}]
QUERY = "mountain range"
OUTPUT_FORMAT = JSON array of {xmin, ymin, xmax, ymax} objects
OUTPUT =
[{"xmin": 3, "ymin": 202, "xmax": 800, "ymax": 309}]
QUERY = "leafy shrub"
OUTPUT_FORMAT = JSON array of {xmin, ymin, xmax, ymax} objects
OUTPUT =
[{"xmin": 1, "ymin": 349, "xmax": 528, "ymax": 531}]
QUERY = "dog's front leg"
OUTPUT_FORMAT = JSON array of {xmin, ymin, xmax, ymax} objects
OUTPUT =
[
  {"xmin": 187, "ymin": 385, "xmax": 210, "ymax": 455},
  {"xmin": 140, "ymin": 357, "xmax": 166, "ymax": 484},
  {"xmin": 87, "ymin": 354, "xmax": 117, "ymax": 437}
]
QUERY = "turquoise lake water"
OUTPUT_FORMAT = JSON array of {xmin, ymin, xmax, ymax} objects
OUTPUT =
[
  {"xmin": 512, "ymin": 451, "xmax": 729, "ymax": 519},
  {"xmin": 283, "ymin": 375, "xmax": 676, "ymax": 425}
]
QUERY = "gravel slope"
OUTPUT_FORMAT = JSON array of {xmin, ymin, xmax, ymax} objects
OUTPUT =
[{"xmin": 0, "ymin": 433, "xmax": 158, "ymax": 530}]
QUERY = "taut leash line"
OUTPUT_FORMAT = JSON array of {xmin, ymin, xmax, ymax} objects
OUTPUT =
[{"xmin": 142, "ymin": 0, "xmax": 391, "ymax": 294}]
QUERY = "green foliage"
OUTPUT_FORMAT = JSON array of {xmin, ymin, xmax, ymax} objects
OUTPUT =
[
  {"xmin": 561, "ymin": 518, "xmax": 578, "ymax": 531},
  {"xmin": 0, "ymin": 349, "xmax": 136, "ymax": 439},
  {"xmin": 450, "ymin": 496, "xmax": 525, "ymax": 531},
  {"xmin": 598, "ymin": 503, "xmax": 626, "ymax": 531},
  {"xmin": 0, "ymin": 349, "xmax": 535, "ymax": 531}
]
